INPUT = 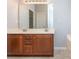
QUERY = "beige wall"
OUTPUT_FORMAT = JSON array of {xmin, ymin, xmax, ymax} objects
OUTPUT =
[{"xmin": 7, "ymin": 0, "xmax": 19, "ymax": 29}]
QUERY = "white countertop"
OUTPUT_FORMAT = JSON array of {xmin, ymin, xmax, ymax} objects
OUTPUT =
[{"xmin": 7, "ymin": 28, "xmax": 55, "ymax": 34}]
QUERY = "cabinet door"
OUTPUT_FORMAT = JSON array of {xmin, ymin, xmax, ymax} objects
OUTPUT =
[
  {"xmin": 33, "ymin": 35, "xmax": 53, "ymax": 56},
  {"xmin": 7, "ymin": 34, "xmax": 23, "ymax": 55}
]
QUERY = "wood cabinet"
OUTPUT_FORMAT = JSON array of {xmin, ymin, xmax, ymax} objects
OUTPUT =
[{"xmin": 7, "ymin": 34, "xmax": 54, "ymax": 56}]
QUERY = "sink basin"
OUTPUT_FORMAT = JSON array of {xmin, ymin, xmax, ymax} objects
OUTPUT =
[
  {"xmin": 45, "ymin": 28, "xmax": 48, "ymax": 32},
  {"xmin": 23, "ymin": 29, "xmax": 27, "ymax": 32}
]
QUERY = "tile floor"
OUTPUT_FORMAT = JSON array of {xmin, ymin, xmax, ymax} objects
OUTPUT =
[{"xmin": 7, "ymin": 48, "xmax": 71, "ymax": 59}]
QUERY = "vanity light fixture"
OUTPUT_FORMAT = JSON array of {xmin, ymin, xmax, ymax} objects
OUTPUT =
[{"xmin": 23, "ymin": 0, "xmax": 48, "ymax": 4}]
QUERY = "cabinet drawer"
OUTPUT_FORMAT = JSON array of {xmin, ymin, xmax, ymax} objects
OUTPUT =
[
  {"xmin": 24, "ymin": 40, "xmax": 32, "ymax": 45},
  {"xmin": 23, "ymin": 35, "xmax": 32, "ymax": 38}
]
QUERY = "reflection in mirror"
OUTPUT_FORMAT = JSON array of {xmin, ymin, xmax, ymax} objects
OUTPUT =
[{"xmin": 29, "ymin": 10, "xmax": 33, "ymax": 28}]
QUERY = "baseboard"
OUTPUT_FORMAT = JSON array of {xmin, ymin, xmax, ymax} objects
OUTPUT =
[{"xmin": 54, "ymin": 47, "xmax": 67, "ymax": 50}]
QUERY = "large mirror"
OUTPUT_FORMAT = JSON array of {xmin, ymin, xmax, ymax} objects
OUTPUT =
[{"xmin": 19, "ymin": 1, "xmax": 53, "ymax": 29}]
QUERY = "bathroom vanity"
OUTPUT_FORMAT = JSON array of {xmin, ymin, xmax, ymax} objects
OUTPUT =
[
  {"xmin": 7, "ymin": 0, "xmax": 54, "ymax": 57},
  {"xmin": 7, "ymin": 29, "xmax": 54, "ymax": 56}
]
